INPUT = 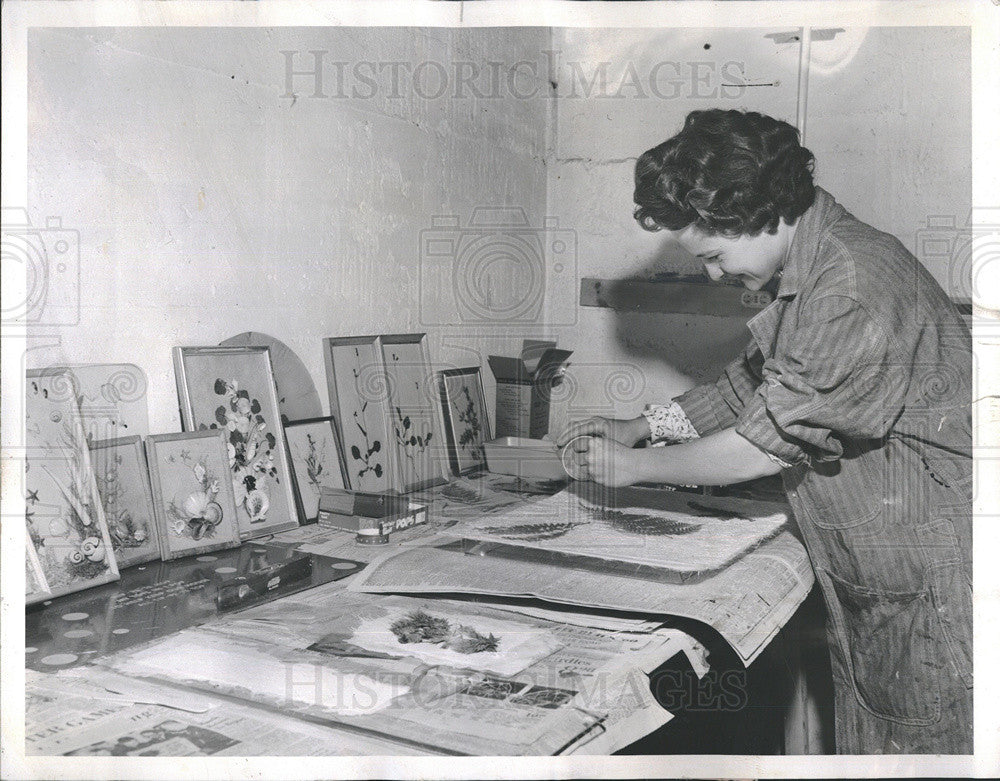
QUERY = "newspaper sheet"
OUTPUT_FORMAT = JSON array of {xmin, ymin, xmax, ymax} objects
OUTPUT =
[
  {"xmin": 98, "ymin": 585, "xmax": 687, "ymax": 755},
  {"xmin": 350, "ymin": 530, "xmax": 814, "ymax": 665},
  {"xmin": 26, "ymin": 668, "xmax": 423, "ymax": 756}
]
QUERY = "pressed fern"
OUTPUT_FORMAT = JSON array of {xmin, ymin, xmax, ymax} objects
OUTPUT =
[
  {"xmin": 586, "ymin": 506, "xmax": 703, "ymax": 536},
  {"xmin": 477, "ymin": 520, "xmax": 587, "ymax": 541},
  {"xmin": 441, "ymin": 483, "xmax": 482, "ymax": 504}
]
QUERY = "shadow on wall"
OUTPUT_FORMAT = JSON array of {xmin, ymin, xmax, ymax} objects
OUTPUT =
[
  {"xmin": 606, "ymin": 229, "xmax": 755, "ymax": 390},
  {"xmin": 611, "ymin": 310, "xmax": 751, "ymax": 386}
]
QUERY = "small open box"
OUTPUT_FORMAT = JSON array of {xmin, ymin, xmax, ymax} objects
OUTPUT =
[{"xmin": 483, "ymin": 437, "xmax": 567, "ymax": 481}]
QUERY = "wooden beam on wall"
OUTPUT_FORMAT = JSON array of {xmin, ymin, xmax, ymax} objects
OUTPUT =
[{"xmin": 579, "ymin": 277, "xmax": 774, "ymax": 318}]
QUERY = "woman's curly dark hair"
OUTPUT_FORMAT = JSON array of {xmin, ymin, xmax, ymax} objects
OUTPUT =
[{"xmin": 634, "ymin": 109, "xmax": 815, "ymax": 237}]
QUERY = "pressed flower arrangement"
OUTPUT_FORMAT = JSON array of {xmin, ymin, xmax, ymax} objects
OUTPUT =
[
  {"xmin": 437, "ymin": 367, "xmax": 491, "ymax": 476},
  {"xmin": 174, "ymin": 346, "xmax": 299, "ymax": 539},
  {"xmin": 380, "ymin": 334, "xmax": 448, "ymax": 492},
  {"xmin": 323, "ymin": 337, "xmax": 394, "ymax": 493},
  {"xmin": 283, "ymin": 416, "xmax": 349, "ymax": 523},
  {"xmin": 145, "ymin": 429, "xmax": 241, "ymax": 560},
  {"xmin": 25, "ymin": 369, "xmax": 120, "ymax": 602}
]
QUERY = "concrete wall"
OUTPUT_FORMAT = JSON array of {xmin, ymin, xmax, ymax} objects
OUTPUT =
[
  {"xmin": 544, "ymin": 26, "xmax": 971, "ymax": 435},
  {"xmin": 27, "ymin": 26, "xmax": 550, "ymax": 433}
]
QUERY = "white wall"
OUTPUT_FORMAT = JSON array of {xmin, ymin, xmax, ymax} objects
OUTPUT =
[
  {"xmin": 26, "ymin": 27, "xmax": 550, "ymax": 433},
  {"xmin": 806, "ymin": 27, "xmax": 971, "ymax": 287}
]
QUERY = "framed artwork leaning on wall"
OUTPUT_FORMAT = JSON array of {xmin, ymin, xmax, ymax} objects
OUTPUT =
[
  {"xmin": 437, "ymin": 367, "xmax": 491, "ymax": 477},
  {"xmin": 89, "ymin": 435, "xmax": 162, "ymax": 568},
  {"xmin": 174, "ymin": 346, "xmax": 299, "ymax": 539},
  {"xmin": 25, "ymin": 369, "xmax": 121, "ymax": 600},
  {"xmin": 144, "ymin": 430, "xmax": 242, "ymax": 560},
  {"xmin": 283, "ymin": 416, "xmax": 350, "ymax": 523}
]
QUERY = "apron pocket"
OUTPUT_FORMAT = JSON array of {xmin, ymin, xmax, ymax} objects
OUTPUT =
[
  {"xmin": 928, "ymin": 563, "xmax": 974, "ymax": 688},
  {"xmin": 819, "ymin": 568, "xmax": 942, "ymax": 725}
]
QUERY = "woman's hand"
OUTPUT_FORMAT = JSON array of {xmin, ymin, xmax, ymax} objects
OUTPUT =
[
  {"xmin": 563, "ymin": 435, "xmax": 648, "ymax": 487},
  {"xmin": 555, "ymin": 415, "xmax": 649, "ymax": 449}
]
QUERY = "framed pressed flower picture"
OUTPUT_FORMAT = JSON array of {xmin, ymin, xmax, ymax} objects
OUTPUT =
[
  {"xmin": 323, "ymin": 336, "xmax": 395, "ymax": 493},
  {"xmin": 380, "ymin": 333, "xmax": 449, "ymax": 493},
  {"xmin": 283, "ymin": 416, "xmax": 350, "ymax": 523},
  {"xmin": 144, "ymin": 430, "xmax": 242, "ymax": 560},
  {"xmin": 437, "ymin": 367, "xmax": 491, "ymax": 476},
  {"xmin": 89, "ymin": 436, "xmax": 162, "ymax": 568},
  {"xmin": 25, "ymin": 369, "xmax": 121, "ymax": 599},
  {"xmin": 174, "ymin": 346, "xmax": 299, "ymax": 540}
]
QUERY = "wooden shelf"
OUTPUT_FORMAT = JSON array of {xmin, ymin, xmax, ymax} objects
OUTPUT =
[{"xmin": 580, "ymin": 277, "xmax": 774, "ymax": 318}]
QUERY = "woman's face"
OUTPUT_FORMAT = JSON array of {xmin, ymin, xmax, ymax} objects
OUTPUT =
[{"xmin": 671, "ymin": 222, "xmax": 792, "ymax": 291}]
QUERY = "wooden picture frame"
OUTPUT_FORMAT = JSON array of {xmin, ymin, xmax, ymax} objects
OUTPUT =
[
  {"xmin": 283, "ymin": 416, "xmax": 350, "ymax": 523},
  {"xmin": 25, "ymin": 369, "xmax": 121, "ymax": 599},
  {"xmin": 89, "ymin": 435, "xmax": 163, "ymax": 568},
  {"xmin": 323, "ymin": 336, "xmax": 395, "ymax": 493},
  {"xmin": 173, "ymin": 346, "xmax": 299, "ymax": 539},
  {"xmin": 437, "ymin": 367, "xmax": 491, "ymax": 476},
  {"xmin": 380, "ymin": 333, "xmax": 449, "ymax": 493},
  {"xmin": 144, "ymin": 430, "xmax": 242, "ymax": 560}
]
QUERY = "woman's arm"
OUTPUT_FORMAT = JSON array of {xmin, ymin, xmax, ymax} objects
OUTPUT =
[{"xmin": 568, "ymin": 427, "xmax": 782, "ymax": 487}]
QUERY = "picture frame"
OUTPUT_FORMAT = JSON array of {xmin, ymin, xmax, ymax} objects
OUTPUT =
[
  {"xmin": 25, "ymin": 369, "xmax": 121, "ymax": 599},
  {"xmin": 323, "ymin": 336, "xmax": 395, "ymax": 493},
  {"xmin": 89, "ymin": 435, "xmax": 163, "ymax": 568},
  {"xmin": 437, "ymin": 367, "xmax": 492, "ymax": 476},
  {"xmin": 144, "ymin": 430, "xmax": 242, "ymax": 560},
  {"xmin": 380, "ymin": 333, "xmax": 449, "ymax": 493},
  {"xmin": 54, "ymin": 363, "xmax": 150, "ymax": 443},
  {"xmin": 283, "ymin": 416, "xmax": 350, "ymax": 524},
  {"xmin": 26, "ymin": 536, "xmax": 52, "ymax": 606},
  {"xmin": 173, "ymin": 346, "xmax": 299, "ymax": 539}
]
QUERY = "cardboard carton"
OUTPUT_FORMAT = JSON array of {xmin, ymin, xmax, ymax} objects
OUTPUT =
[{"xmin": 488, "ymin": 340, "xmax": 572, "ymax": 439}]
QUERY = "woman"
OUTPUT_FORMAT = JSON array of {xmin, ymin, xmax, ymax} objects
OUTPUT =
[{"xmin": 558, "ymin": 109, "xmax": 972, "ymax": 754}]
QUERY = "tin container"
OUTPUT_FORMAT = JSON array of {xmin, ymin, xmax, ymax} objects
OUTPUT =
[{"xmin": 483, "ymin": 437, "xmax": 567, "ymax": 481}]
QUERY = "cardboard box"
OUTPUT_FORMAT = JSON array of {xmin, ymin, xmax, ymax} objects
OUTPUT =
[{"xmin": 488, "ymin": 340, "xmax": 572, "ymax": 439}]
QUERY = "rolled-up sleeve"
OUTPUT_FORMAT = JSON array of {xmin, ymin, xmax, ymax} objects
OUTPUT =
[
  {"xmin": 735, "ymin": 295, "xmax": 905, "ymax": 465},
  {"xmin": 675, "ymin": 344, "xmax": 763, "ymax": 436}
]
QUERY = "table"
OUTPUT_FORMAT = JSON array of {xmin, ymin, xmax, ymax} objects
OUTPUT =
[{"xmin": 24, "ymin": 478, "xmax": 813, "ymax": 756}]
